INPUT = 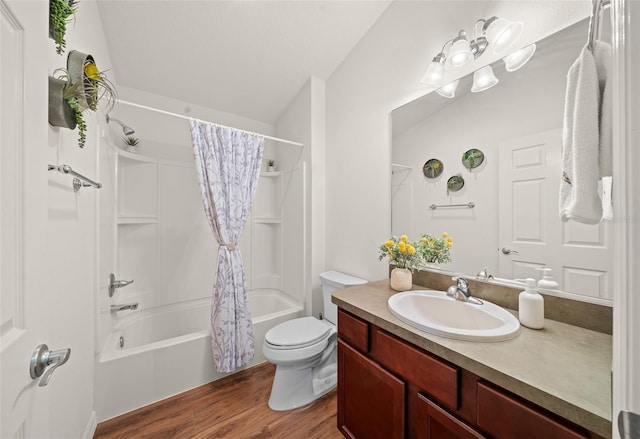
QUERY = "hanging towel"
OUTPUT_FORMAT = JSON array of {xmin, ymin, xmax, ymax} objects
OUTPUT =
[
  {"xmin": 560, "ymin": 45, "xmax": 603, "ymax": 224},
  {"xmin": 594, "ymin": 41, "xmax": 612, "ymax": 177}
]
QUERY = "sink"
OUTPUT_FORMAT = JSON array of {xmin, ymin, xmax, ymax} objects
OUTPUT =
[{"xmin": 388, "ymin": 290, "xmax": 520, "ymax": 342}]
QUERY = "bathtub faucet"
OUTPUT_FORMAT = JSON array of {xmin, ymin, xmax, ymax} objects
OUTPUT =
[
  {"xmin": 108, "ymin": 273, "xmax": 134, "ymax": 297},
  {"xmin": 111, "ymin": 303, "xmax": 139, "ymax": 312}
]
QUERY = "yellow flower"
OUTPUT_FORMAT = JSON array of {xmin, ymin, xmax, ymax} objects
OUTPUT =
[
  {"xmin": 446, "ymin": 240, "xmax": 453, "ymax": 248},
  {"xmin": 398, "ymin": 242, "xmax": 407, "ymax": 252},
  {"xmin": 400, "ymin": 235, "xmax": 408, "ymax": 242},
  {"xmin": 407, "ymin": 244, "xmax": 416, "ymax": 254},
  {"xmin": 429, "ymin": 239, "xmax": 434, "ymax": 246},
  {"xmin": 384, "ymin": 240, "xmax": 394, "ymax": 248},
  {"xmin": 420, "ymin": 237, "xmax": 427, "ymax": 243},
  {"xmin": 442, "ymin": 232, "xmax": 449, "ymax": 238},
  {"xmin": 447, "ymin": 237, "xmax": 453, "ymax": 244},
  {"xmin": 84, "ymin": 63, "xmax": 101, "ymax": 81}
]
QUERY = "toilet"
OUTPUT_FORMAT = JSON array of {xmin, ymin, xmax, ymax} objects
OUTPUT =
[{"xmin": 263, "ymin": 270, "xmax": 367, "ymax": 411}]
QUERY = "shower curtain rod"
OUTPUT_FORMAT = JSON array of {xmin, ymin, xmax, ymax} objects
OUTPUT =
[{"xmin": 116, "ymin": 99, "xmax": 304, "ymax": 147}]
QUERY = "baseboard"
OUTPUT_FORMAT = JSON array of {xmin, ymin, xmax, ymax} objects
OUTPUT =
[{"xmin": 82, "ymin": 411, "xmax": 97, "ymax": 439}]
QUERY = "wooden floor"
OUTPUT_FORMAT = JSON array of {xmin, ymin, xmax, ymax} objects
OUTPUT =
[{"xmin": 94, "ymin": 362, "xmax": 344, "ymax": 439}]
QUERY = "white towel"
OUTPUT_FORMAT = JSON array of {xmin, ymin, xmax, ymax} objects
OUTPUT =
[
  {"xmin": 594, "ymin": 42, "xmax": 613, "ymax": 178},
  {"xmin": 560, "ymin": 45, "xmax": 603, "ymax": 224}
]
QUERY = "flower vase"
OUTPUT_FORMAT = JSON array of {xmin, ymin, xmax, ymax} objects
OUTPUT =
[{"xmin": 390, "ymin": 268, "xmax": 412, "ymax": 292}]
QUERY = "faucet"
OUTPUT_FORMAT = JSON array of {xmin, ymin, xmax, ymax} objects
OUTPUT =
[
  {"xmin": 111, "ymin": 303, "xmax": 139, "ymax": 312},
  {"xmin": 447, "ymin": 277, "xmax": 483, "ymax": 305},
  {"xmin": 108, "ymin": 273, "xmax": 134, "ymax": 297},
  {"xmin": 476, "ymin": 266, "xmax": 494, "ymax": 280}
]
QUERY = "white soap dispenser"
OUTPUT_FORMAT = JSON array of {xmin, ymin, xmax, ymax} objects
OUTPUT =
[
  {"xmin": 518, "ymin": 278, "xmax": 544, "ymax": 329},
  {"xmin": 536, "ymin": 268, "xmax": 560, "ymax": 290}
]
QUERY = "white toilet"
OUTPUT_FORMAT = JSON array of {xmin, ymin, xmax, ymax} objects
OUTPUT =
[{"xmin": 263, "ymin": 270, "xmax": 367, "ymax": 411}]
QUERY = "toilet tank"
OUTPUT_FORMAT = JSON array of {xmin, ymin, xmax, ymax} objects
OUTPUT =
[{"xmin": 319, "ymin": 271, "xmax": 367, "ymax": 325}]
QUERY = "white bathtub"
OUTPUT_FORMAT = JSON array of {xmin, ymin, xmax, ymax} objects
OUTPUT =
[{"xmin": 95, "ymin": 289, "xmax": 303, "ymax": 421}]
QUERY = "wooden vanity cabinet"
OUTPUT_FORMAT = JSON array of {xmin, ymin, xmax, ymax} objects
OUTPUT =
[{"xmin": 336, "ymin": 308, "xmax": 600, "ymax": 439}]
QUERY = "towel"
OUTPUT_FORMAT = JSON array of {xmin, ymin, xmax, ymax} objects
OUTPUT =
[
  {"xmin": 560, "ymin": 45, "xmax": 603, "ymax": 224},
  {"xmin": 594, "ymin": 41, "xmax": 613, "ymax": 178}
]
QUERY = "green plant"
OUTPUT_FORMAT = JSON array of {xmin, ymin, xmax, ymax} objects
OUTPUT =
[
  {"xmin": 267, "ymin": 159, "xmax": 275, "ymax": 167},
  {"xmin": 417, "ymin": 233, "xmax": 453, "ymax": 264},
  {"xmin": 54, "ymin": 59, "xmax": 117, "ymax": 148},
  {"xmin": 378, "ymin": 235, "xmax": 422, "ymax": 271},
  {"xmin": 123, "ymin": 136, "xmax": 139, "ymax": 147},
  {"xmin": 49, "ymin": 0, "xmax": 77, "ymax": 55}
]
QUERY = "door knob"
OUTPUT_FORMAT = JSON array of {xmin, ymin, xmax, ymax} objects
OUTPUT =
[
  {"xmin": 501, "ymin": 247, "xmax": 519, "ymax": 255},
  {"xmin": 108, "ymin": 272, "xmax": 134, "ymax": 297},
  {"xmin": 30, "ymin": 344, "xmax": 71, "ymax": 387}
]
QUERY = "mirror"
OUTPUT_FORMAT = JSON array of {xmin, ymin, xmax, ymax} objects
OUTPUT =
[{"xmin": 391, "ymin": 18, "xmax": 613, "ymax": 305}]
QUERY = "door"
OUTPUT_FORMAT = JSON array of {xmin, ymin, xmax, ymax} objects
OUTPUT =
[
  {"xmin": 1, "ymin": 1, "xmax": 62, "ymax": 436},
  {"xmin": 498, "ymin": 129, "xmax": 613, "ymax": 300},
  {"xmin": 337, "ymin": 340, "xmax": 405, "ymax": 439}
]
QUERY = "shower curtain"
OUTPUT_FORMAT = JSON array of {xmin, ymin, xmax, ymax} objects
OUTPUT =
[{"xmin": 190, "ymin": 120, "xmax": 264, "ymax": 373}]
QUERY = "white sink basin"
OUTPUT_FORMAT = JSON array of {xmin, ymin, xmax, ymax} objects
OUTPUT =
[{"xmin": 388, "ymin": 290, "xmax": 520, "ymax": 342}]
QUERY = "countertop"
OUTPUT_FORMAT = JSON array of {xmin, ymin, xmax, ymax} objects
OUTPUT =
[{"xmin": 332, "ymin": 280, "xmax": 612, "ymax": 439}]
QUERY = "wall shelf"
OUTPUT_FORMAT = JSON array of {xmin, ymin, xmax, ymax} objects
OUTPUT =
[{"xmin": 253, "ymin": 217, "xmax": 282, "ymax": 224}]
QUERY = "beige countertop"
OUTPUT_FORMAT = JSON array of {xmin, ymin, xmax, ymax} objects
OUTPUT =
[{"xmin": 332, "ymin": 280, "xmax": 612, "ymax": 439}]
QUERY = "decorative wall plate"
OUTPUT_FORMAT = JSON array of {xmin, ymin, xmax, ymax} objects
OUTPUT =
[
  {"xmin": 462, "ymin": 148, "xmax": 485, "ymax": 170},
  {"xmin": 422, "ymin": 159, "xmax": 444, "ymax": 178},
  {"xmin": 447, "ymin": 173, "xmax": 465, "ymax": 195}
]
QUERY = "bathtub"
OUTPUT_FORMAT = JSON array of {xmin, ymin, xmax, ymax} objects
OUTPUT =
[{"xmin": 95, "ymin": 289, "xmax": 304, "ymax": 421}]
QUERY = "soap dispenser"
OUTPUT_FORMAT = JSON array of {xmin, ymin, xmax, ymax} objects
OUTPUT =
[
  {"xmin": 518, "ymin": 278, "xmax": 544, "ymax": 329},
  {"xmin": 536, "ymin": 268, "xmax": 559, "ymax": 290}
]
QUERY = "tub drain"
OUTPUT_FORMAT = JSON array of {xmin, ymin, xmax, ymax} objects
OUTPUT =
[{"xmin": 119, "ymin": 336, "xmax": 125, "ymax": 348}]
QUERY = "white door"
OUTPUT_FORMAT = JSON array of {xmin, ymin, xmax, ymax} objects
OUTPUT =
[
  {"xmin": 1, "ymin": 1, "xmax": 67, "ymax": 436},
  {"xmin": 498, "ymin": 129, "xmax": 613, "ymax": 301}
]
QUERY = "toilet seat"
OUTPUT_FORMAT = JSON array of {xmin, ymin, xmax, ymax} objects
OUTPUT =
[{"xmin": 264, "ymin": 317, "xmax": 331, "ymax": 350}]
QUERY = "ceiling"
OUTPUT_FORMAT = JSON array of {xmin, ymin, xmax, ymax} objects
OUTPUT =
[{"xmin": 97, "ymin": 0, "xmax": 392, "ymax": 125}]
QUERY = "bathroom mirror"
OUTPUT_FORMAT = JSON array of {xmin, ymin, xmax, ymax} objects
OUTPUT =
[{"xmin": 391, "ymin": 17, "xmax": 613, "ymax": 305}]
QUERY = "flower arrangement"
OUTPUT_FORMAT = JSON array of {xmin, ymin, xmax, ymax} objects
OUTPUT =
[
  {"xmin": 418, "ymin": 232, "xmax": 453, "ymax": 264},
  {"xmin": 378, "ymin": 235, "xmax": 422, "ymax": 271}
]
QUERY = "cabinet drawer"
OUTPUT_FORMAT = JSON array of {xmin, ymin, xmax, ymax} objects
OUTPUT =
[
  {"xmin": 338, "ymin": 309, "xmax": 369, "ymax": 352},
  {"xmin": 477, "ymin": 382, "xmax": 588, "ymax": 439},
  {"xmin": 416, "ymin": 393, "xmax": 486, "ymax": 439},
  {"xmin": 372, "ymin": 328, "xmax": 459, "ymax": 410}
]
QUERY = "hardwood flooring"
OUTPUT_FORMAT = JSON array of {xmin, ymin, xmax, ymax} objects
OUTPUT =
[{"xmin": 94, "ymin": 362, "xmax": 344, "ymax": 439}]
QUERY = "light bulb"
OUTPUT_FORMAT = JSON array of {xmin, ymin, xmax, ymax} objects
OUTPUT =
[
  {"xmin": 436, "ymin": 80, "xmax": 460, "ymax": 99},
  {"xmin": 471, "ymin": 65, "xmax": 499, "ymax": 92},
  {"xmin": 445, "ymin": 35, "xmax": 473, "ymax": 71},
  {"xmin": 485, "ymin": 17, "xmax": 523, "ymax": 54},
  {"xmin": 503, "ymin": 44, "xmax": 536, "ymax": 72},
  {"xmin": 420, "ymin": 54, "xmax": 445, "ymax": 87}
]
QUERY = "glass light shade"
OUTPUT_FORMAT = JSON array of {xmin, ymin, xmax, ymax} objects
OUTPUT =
[
  {"xmin": 445, "ymin": 38, "xmax": 473, "ymax": 70},
  {"xmin": 471, "ymin": 65, "xmax": 499, "ymax": 92},
  {"xmin": 420, "ymin": 58, "xmax": 445, "ymax": 87},
  {"xmin": 485, "ymin": 18, "xmax": 523, "ymax": 54},
  {"xmin": 503, "ymin": 44, "xmax": 536, "ymax": 72},
  {"xmin": 436, "ymin": 80, "xmax": 460, "ymax": 98}
]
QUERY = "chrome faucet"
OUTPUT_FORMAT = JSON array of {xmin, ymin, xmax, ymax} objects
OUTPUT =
[
  {"xmin": 108, "ymin": 273, "xmax": 134, "ymax": 297},
  {"xmin": 447, "ymin": 277, "xmax": 483, "ymax": 305},
  {"xmin": 111, "ymin": 303, "xmax": 139, "ymax": 312},
  {"xmin": 476, "ymin": 266, "xmax": 494, "ymax": 280}
]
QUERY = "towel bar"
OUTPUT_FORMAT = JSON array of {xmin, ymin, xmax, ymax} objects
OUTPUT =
[
  {"xmin": 429, "ymin": 202, "xmax": 475, "ymax": 210},
  {"xmin": 48, "ymin": 164, "xmax": 102, "ymax": 191}
]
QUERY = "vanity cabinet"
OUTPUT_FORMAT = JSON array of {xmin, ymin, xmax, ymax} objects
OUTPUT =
[{"xmin": 336, "ymin": 308, "xmax": 601, "ymax": 439}]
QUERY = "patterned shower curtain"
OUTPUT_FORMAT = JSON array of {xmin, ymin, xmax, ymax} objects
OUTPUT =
[{"xmin": 190, "ymin": 119, "xmax": 264, "ymax": 373}]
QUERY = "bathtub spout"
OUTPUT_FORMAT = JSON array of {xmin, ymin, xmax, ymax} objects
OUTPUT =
[{"xmin": 111, "ymin": 303, "xmax": 139, "ymax": 312}]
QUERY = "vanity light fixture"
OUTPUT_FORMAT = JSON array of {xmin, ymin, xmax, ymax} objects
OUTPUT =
[
  {"xmin": 471, "ymin": 65, "xmax": 499, "ymax": 92},
  {"xmin": 421, "ymin": 15, "xmax": 524, "ymax": 91},
  {"xmin": 436, "ymin": 79, "xmax": 460, "ymax": 99},
  {"xmin": 503, "ymin": 43, "xmax": 537, "ymax": 72}
]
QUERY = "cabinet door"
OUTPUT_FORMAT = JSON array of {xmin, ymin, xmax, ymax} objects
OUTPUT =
[
  {"xmin": 416, "ymin": 394, "xmax": 486, "ymax": 439},
  {"xmin": 338, "ymin": 340, "xmax": 405, "ymax": 439}
]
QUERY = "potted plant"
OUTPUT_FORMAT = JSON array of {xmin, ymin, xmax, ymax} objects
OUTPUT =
[
  {"xmin": 49, "ymin": 50, "xmax": 117, "ymax": 148},
  {"xmin": 123, "ymin": 136, "xmax": 140, "ymax": 153},
  {"xmin": 417, "ymin": 232, "xmax": 453, "ymax": 265},
  {"xmin": 378, "ymin": 235, "xmax": 421, "ymax": 291},
  {"xmin": 49, "ymin": 0, "xmax": 77, "ymax": 55},
  {"xmin": 266, "ymin": 159, "xmax": 275, "ymax": 172}
]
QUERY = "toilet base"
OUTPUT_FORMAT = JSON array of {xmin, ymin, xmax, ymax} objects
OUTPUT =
[{"xmin": 267, "ymin": 350, "xmax": 337, "ymax": 411}]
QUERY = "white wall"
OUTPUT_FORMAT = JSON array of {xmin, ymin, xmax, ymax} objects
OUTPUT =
[
  {"xmin": 275, "ymin": 77, "xmax": 327, "ymax": 317},
  {"xmin": 325, "ymin": 1, "xmax": 590, "ymax": 283},
  {"xmin": 45, "ymin": 0, "xmax": 114, "ymax": 436}
]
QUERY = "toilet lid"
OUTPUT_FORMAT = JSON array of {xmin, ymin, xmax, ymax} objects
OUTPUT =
[{"xmin": 265, "ymin": 317, "xmax": 331, "ymax": 348}]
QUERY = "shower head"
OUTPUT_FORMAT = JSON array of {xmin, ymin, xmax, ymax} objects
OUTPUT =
[{"xmin": 106, "ymin": 114, "xmax": 135, "ymax": 136}]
